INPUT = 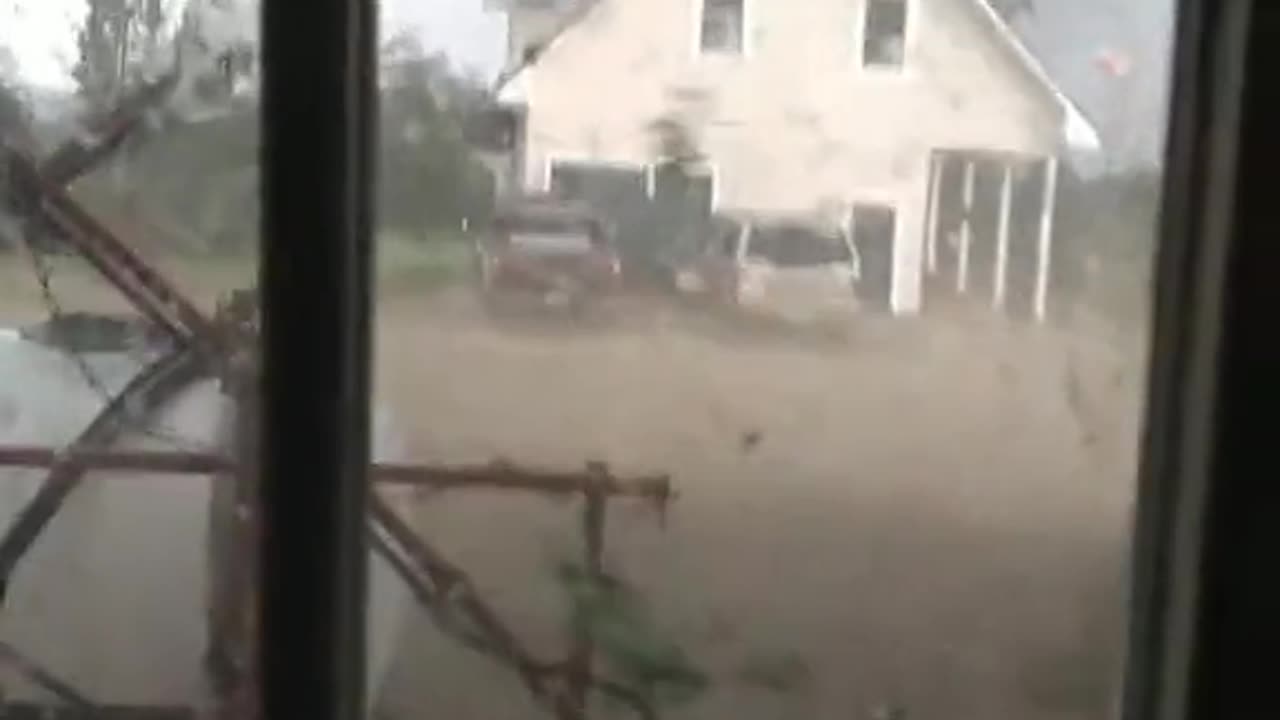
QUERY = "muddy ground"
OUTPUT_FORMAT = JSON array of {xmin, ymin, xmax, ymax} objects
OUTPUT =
[
  {"xmin": 0, "ymin": 258, "xmax": 1146, "ymax": 719},
  {"xmin": 370, "ymin": 293, "xmax": 1145, "ymax": 720}
]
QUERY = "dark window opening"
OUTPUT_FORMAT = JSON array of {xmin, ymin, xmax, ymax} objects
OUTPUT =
[
  {"xmin": 863, "ymin": 0, "xmax": 907, "ymax": 68},
  {"xmin": 715, "ymin": 222, "xmax": 741, "ymax": 257},
  {"xmin": 747, "ymin": 224, "xmax": 852, "ymax": 267},
  {"xmin": 851, "ymin": 203, "xmax": 897, "ymax": 311},
  {"xmin": 701, "ymin": 0, "xmax": 745, "ymax": 55},
  {"xmin": 464, "ymin": 107, "xmax": 520, "ymax": 153}
]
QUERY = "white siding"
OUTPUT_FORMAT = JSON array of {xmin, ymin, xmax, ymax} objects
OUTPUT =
[{"xmin": 515, "ymin": 0, "xmax": 1062, "ymax": 312}]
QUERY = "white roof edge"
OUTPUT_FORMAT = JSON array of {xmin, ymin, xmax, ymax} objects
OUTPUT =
[
  {"xmin": 492, "ymin": 0, "xmax": 1103, "ymax": 152},
  {"xmin": 496, "ymin": 68, "xmax": 530, "ymax": 104},
  {"xmin": 970, "ymin": 0, "xmax": 1102, "ymax": 152},
  {"xmin": 491, "ymin": 1, "xmax": 602, "ymax": 100}
]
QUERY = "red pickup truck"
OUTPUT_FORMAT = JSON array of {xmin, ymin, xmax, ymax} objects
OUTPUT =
[{"xmin": 476, "ymin": 196, "xmax": 622, "ymax": 318}]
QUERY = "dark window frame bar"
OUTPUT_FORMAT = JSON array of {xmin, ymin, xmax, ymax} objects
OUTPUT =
[
  {"xmin": 257, "ymin": 0, "xmax": 377, "ymax": 718},
  {"xmin": 1124, "ymin": 1, "xmax": 1271, "ymax": 720}
]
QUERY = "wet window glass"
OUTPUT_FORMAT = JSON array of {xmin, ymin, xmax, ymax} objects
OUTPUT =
[{"xmin": 0, "ymin": 0, "xmax": 1177, "ymax": 719}]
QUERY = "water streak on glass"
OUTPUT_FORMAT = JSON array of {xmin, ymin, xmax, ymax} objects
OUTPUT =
[{"xmin": 0, "ymin": 1, "xmax": 1174, "ymax": 719}]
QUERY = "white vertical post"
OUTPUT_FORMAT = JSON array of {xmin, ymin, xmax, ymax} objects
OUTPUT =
[
  {"xmin": 925, "ymin": 154, "xmax": 943, "ymax": 275},
  {"xmin": 957, "ymin": 159, "xmax": 975, "ymax": 293},
  {"xmin": 1034, "ymin": 156, "xmax": 1060, "ymax": 322},
  {"xmin": 993, "ymin": 160, "xmax": 1014, "ymax": 309}
]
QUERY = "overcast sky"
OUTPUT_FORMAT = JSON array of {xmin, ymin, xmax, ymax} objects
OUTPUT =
[
  {"xmin": 3, "ymin": 0, "xmax": 1172, "ymax": 167},
  {"xmin": 0, "ymin": 0, "xmax": 507, "ymax": 89}
]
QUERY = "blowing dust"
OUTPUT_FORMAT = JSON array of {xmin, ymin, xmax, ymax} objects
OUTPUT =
[{"xmin": 374, "ymin": 296, "xmax": 1143, "ymax": 720}]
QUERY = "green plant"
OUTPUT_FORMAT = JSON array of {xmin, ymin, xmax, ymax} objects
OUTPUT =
[
  {"xmin": 556, "ymin": 559, "xmax": 711, "ymax": 710},
  {"xmin": 735, "ymin": 651, "xmax": 814, "ymax": 695}
]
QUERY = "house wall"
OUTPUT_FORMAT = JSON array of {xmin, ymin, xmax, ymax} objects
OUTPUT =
[{"xmin": 516, "ymin": 0, "xmax": 1063, "ymax": 313}]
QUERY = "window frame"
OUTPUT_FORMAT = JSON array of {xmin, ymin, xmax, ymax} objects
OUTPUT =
[
  {"xmin": 258, "ymin": 0, "xmax": 377, "ymax": 717},
  {"xmin": 857, "ymin": 0, "xmax": 914, "ymax": 75},
  {"xmin": 542, "ymin": 155, "xmax": 655, "ymax": 198},
  {"xmin": 1120, "ymin": 2, "xmax": 1264, "ymax": 720},
  {"xmin": 251, "ymin": 0, "xmax": 1267, "ymax": 719}
]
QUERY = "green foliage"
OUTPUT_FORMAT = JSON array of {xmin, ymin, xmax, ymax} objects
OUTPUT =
[
  {"xmin": 1, "ymin": 45, "xmax": 28, "ymax": 136},
  {"xmin": 1055, "ymin": 168, "xmax": 1161, "ymax": 327},
  {"xmin": 556, "ymin": 559, "xmax": 711, "ymax": 709},
  {"xmin": 65, "ymin": 29, "xmax": 493, "ymax": 257},
  {"xmin": 376, "ymin": 231, "xmax": 474, "ymax": 292},
  {"xmin": 0, "ymin": 79, "xmax": 26, "ymax": 136},
  {"xmin": 378, "ymin": 36, "xmax": 495, "ymax": 238},
  {"xmin": 72, "ymin": 0, "xmax": 176, "ymax": 105},
  {"xmin": 74, "ymin": 0, "xmax": 148, "ymax": 105},
  {"xmin": 72, "ymin": 107, "xmax": 259, "ymax": 254},
  {"xmin": 734, "ymin": 651, "xmax": 813, "ymax": 694}
]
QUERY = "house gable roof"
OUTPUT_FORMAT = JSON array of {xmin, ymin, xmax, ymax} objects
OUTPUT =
[
  {"xmin": 494, "ymin": 0, "xmax": 1101, "ymax": 152},
  {"xmin": 491, "ymin": 0, "xmax": 604, "ymax": 102}
]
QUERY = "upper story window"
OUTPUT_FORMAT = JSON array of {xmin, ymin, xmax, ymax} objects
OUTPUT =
[
  {"xmin": 701, "ymin": 0, "xmax": 745, "ymax": 55},
  {"xmin": 863, "ymin": 0, "xmax": 908, "ymax": 68}
]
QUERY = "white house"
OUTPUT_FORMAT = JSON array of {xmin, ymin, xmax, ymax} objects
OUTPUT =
[{"xmin": 487, "ymin": 0, "xmax": 1100, "ymax": 318}]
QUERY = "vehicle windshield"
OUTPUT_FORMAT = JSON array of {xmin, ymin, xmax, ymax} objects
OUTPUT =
[
  {"xmin": 747, "ymin": 224, "xmax": 852, "ymax": 266},
  {"xmin": 497, "ymin": 216, "xmax": 599, "ymax": 253}
]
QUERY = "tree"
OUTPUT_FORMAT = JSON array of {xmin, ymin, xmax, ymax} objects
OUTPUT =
[
  {"xmin": 1054, "ymin": 168, "xmax": 1162, "ymax": 327},
  {"xmin": 74, "ymin": 0, "xmax": 137, "ymax": 106},
  {"xmin": 0, "ymin": 46, "xmax": 27, "ymax": 135},
  {"xmin": 378, "ymin": 34, "xmax": 494, "ymax": 237}
]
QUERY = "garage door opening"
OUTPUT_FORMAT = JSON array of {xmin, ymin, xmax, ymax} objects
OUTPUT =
[{"xmin": 851, "ymin": 203, "xmax": 896, "ymax": 313}]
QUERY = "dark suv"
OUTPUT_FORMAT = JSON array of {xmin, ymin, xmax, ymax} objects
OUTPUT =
[{"xmin": 476, "ymin": 196, "xmax": 622, "ymax": 317}]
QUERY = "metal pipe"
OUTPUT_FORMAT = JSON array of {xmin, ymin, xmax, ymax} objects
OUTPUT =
[
  {"xmin": 258, "ymin": 0, "xmax": 378, "ymax": 716},
  {"xmin": 567, "ymin": 485, "xmax": 607, "ymax": 711},
  {"xmin": 0, "ymin": 447, "xmax": 672, "ymax": 499}
]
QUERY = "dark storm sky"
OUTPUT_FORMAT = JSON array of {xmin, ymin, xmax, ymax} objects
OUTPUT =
[{"xmin": 1004, "ymin": 0, "xmax": 1176, "ymax": 169}]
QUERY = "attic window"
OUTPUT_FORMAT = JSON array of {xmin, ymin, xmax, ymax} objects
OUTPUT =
[
  {"xmin": 701, "ymin": 0, "xmax": 745, "ymax": 55},
  {"xmin": 863, "ymin": 0, "xmax": 907, "ymax": 68}
]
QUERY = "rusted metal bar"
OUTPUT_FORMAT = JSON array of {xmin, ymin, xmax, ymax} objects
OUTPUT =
[
  {"xmin": 2, "ymin": 147, "xmax": 176, "ymax": 342},
  {"xmin": 205, "ymin": 361, "xmax": 261, "ymax": 720},
  {"xmin": 567, "ymin": 482, "xmax": 608, "ymax": 712},
  {"xmin": 5, "ymin": 150, "xmax": 218, "ymax": 347},
  {"xmin": 1, "ymin": 154, "xmax": 176, "ymax": 343},
  {"xmin": 0, "ymin": 704, "xmax": 195, "ymax": 720},
  {"xmin": 368, "ymin": 496, "xmax": 557, "ymax": 698},
  {"xmin": 0, "ymin": 641, "xmax": 197, "ymax": 719},
  {"xmin": 367, "ymin": 528, "xmax": 535, "ymax": 673},
  {"xmin": 368, "ymin": 496, "xmax": 655, "ymax": 720},
  {"xmin": 0, "ymin": 640, "xmax": 94, "ymax": 709},
  {"xmin": 0, "ymin": 348, "xmax": 206, "ymax": 604},
  {"xmin": 0, "ymin": 449, "xmax": 672, "ymax": 501},
  {"xmin": 374, "ymin": 461, "xmax": 672, "ymax": 500},
  {"xmin": 38, "ymin": 74, "xmax": 180, "ymax": 186},
  {"xmin": 0, "ymin": 447, "xmax": 230, "ymax": 474}
]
